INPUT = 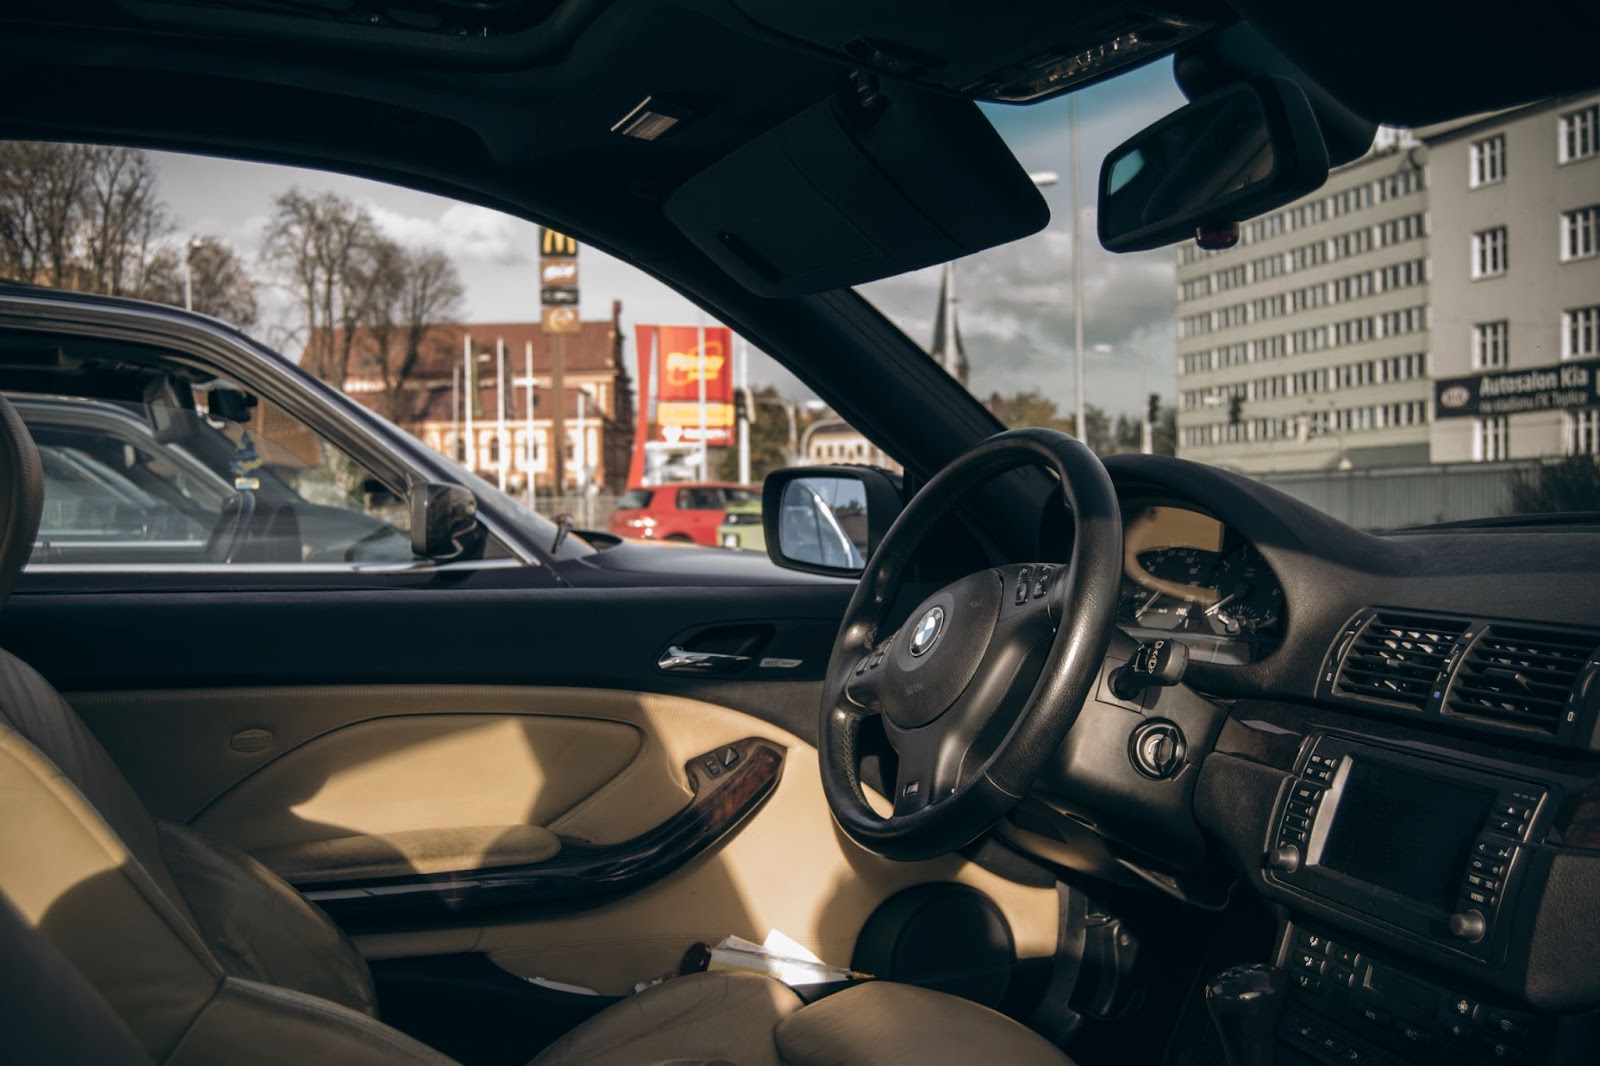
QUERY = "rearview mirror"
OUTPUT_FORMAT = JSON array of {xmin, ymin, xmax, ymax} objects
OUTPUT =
[
  {"xmin": 143, "ymin": 374, "xmax": 200, "ymax": 444},
  {"xmin": 409, "ymin": 481, "xmax": 484, "ymax": 562},
  {"xmin": 762, "ymin": 466, "xmax": 903, "ymax": 577},
  {"xmin": 1097, "ymin": 77, "xmax": 1329, "ymax": 253}
]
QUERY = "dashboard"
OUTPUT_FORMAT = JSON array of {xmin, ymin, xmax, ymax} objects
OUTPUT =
[
  {"xmin": 1025, "ymin": 456, "xmax": 1600, "ymax": 1064},
  {"xmin": 1116, "ymin": 504, "xmax": 1284, "ymax": 665}
]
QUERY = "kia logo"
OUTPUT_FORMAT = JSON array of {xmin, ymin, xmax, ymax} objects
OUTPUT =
[{"xmin": 1439, "ymin": 385, "xmax": 1471, "ymax": 409}]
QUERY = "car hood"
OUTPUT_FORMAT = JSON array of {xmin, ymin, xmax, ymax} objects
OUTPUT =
[{"xmin": 557, "ymin": 537, "xmax": 846, "ymax": 587}]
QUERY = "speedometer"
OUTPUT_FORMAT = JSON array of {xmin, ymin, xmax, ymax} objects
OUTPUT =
[{"xmin": 1134, "ymin": 546, "xmax": 1221, "ymax": 596}]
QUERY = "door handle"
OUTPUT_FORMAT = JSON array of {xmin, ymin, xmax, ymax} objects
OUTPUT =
[{"xmin": 658, "ymin": 645, "xmax": 753, "ymax": 674}]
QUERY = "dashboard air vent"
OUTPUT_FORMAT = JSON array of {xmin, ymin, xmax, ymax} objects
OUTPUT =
[
  {"xmin": 1335, "ymin": 612, "xmax": 1468, "ymax": 709},
  {"xmin": 1447, "ymin": 627, "xmax": 1599, "ymax": 733}
]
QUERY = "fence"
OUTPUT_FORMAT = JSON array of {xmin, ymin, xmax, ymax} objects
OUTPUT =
[
  {"xmin": 530, "ymin": 494, "xmax": 621, "ymax": 533},
  {"xmin": 1251, "ymin": 461, "xmax": 1542, "ymax": 530},
  {"xmin": 523, "ymin": 464, "xmax": 1544, "ymax": 539}
]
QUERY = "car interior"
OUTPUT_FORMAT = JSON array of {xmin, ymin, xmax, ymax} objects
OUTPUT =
[{"xmin": 1, "ymin": 2, "xmax": 1598, "ymax": 1066}]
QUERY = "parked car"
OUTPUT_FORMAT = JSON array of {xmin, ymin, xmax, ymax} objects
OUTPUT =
[
  {"xmin": 608, "ymin": 482, "xmax": 759, "ymax": 546},
  {"xmin": 715, "ymin": 495, "xmax": 764, "ymax": 550},
  {"xmin": 0, "ymin": 285, "xmax": 807, "ymax": 592}
]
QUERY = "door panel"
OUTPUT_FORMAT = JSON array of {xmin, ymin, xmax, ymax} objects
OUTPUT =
[{"xmin": 70, "ymin": 684, "xmax": 1060, "ymax": 996}]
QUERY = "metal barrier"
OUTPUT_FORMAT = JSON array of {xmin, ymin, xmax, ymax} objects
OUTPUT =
[
  {"xmin": 531, "ymin": 494, "xmax": 621, "ymax": 533},
  {"xmin": 1251, "ymin": 461, "xmax": 1542, "ymax": 530}
]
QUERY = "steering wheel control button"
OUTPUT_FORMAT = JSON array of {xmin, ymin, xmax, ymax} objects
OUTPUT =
[
  {"xmin": 1129, "ymin": 719, "xmax": 1186, "ymax": 779},
  {"xmin": 909, "ymin": 606, "xmax": 946, "ymax": 658},
  {"xmin": 1032, "ymin": 565, "xmax": 1053, "ymax": 598},
  {"xmin": 1013, "ymin": 566, "xmax": 1031, "ymax": 605}
]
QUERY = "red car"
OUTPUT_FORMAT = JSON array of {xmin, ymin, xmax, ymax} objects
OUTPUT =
[{"xmin": 608, "ymin": 482, "xmax": 759, "ymax": 546}]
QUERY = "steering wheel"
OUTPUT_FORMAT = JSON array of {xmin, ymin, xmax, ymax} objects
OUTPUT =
[{"xmin": 819, "ymin": 428, "xmax": 1123, "ymax": 862}]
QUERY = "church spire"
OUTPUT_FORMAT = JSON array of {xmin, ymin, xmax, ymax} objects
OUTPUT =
[{"xmin": 930, "ymin": 261, "xmax": 969, "ymax": 388}]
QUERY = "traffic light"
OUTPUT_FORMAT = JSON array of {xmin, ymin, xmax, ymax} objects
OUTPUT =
[
  {"xmin": 734, "ymin": 388, "xmax": 748, "ymax": 422},
  {"xmin": 1147, "ymin": 392, "xmax": 1160, "ymax": 424},
  {"xmin": 1228, "ymin": 394, "xmax": 1243, "ymax": 427}
]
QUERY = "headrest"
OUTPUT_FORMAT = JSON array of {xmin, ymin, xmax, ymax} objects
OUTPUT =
[{"xmin": 0, "ymin": 393, "xmax": 44, "ymax": 610}]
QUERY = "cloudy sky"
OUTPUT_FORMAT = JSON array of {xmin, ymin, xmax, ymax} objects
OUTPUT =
[{"xmin": 149, "ymin": 59, "xmax": 1185, "ymax": 417}]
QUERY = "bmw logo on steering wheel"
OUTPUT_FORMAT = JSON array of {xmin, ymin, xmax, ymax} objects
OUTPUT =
[{"xmin": 909, "ymin": 605, "xmax": 946, "ymax": 657}]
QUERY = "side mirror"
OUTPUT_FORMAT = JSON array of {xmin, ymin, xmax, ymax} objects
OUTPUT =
[
  {"xmin": 762, "ymin": 466, "xmax": 902, "ymax": 577},
  {"xmin": 1097, "ymin": 77, "xmax": 1330, "ymax": 253},
  {"xmin": 409, "ymin": 481, "xmax": 483, "ymax": 562}
]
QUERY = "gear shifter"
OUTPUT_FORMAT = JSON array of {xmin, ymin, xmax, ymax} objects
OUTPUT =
[{"xmin": 1205, "ymin": 964, "xmax": 1286, "ymax": 1066}]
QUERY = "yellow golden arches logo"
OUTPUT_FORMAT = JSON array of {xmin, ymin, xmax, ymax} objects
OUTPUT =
[{"xmin": 540, "ymin": 228, "xmax": 578, "ymax": 257}]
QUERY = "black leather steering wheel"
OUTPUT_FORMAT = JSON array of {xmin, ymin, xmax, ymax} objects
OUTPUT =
[{"xmin": 819, "ymin": 428, "xmax": 1123, "ymax": 862}]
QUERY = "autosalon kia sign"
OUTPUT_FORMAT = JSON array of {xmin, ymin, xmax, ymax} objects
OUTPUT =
[{"xmin": 1433, "ymin": 358, "xmax": 1600, "ymax": 418}]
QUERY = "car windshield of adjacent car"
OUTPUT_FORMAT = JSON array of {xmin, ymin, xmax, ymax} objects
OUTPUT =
[{"xmin": 1, "ymin": 62, "xmax": 1596, "ymax": 562}]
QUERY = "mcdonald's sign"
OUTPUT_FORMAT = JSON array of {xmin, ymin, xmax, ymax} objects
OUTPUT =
[{"xmin": 540, "ymin": 227, "xmax": 578, "ymax": 257}]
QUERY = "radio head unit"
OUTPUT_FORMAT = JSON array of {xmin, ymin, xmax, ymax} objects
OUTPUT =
[{"xmin": 1266, "ymin": 734, "xmax": 1547, "ymax": 963}]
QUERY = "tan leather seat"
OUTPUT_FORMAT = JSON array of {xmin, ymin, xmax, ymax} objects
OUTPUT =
[{"xmin": 0, "ymin": 393, "xmax": 1070, "ymax": 1066}]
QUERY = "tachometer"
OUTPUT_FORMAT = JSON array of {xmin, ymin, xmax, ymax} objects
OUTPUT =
[{"xmin": 1208, "ymin": 545, "xmax": 1283, "ymax": 635}]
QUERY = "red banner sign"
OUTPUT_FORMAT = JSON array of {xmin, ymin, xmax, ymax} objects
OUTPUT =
[{"xmin": 655, "ymin": 325, "xmax": 733, "ymax": 445}]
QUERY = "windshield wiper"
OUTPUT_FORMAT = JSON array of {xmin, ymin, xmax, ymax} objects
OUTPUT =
[
  {"xmin": 551, "ymin": 512, "xmax": 574, "ymax": 554},
  {"xmin": 1389, "ymin": 512, "xmax": 1600, "ymax": 532}
]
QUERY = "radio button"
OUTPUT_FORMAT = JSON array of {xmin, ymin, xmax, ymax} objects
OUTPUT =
[
  {"xmin": 1466, "ymin": 873, "xmax": 1501, "ymax": 892},
  {"xmin": 1392, "ymin": 1020, "xmax": 1431, "ymax": 1046},
  {"xmin": 1358, "ymin": 1006, "xmax": 1388, "ymax": 1027},
  {"xmin": 1292, "ymin": 782, "xmax": 1323, "ymax": 803},
  {"xmin": 1464, "ymin": 888, "xmax": 1496, "ymax": 909},
  {"xmin": 1470, "ymin": 857, "xmax": 1506, "ymax": 877},
  {"xmin": 1480, "ymin": 1037, "xmax": 1523, "ymax": 1060},
  {"xmin": 1475, "ymin": 840, "xmax": 1515, "ymax": 862},
  {"xmin": 1490, "ymin": 816, "xmax": 1528, "ymax": 837},
  {"xmin": 1304, "ymin": 765, "xmax": 1334, "ymax": 784}
]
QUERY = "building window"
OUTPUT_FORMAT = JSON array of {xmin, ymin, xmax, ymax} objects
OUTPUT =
[
  {"xmin": 1559, "ymin": 105, "xmax": 1598, "ymax": 164},
  {"xmin": 1472, "ymin": 227, "xmax": 1508, "ymax": 278},
  {"xmin": 1473, "ymin": 416, "xmax": 1508, "ymax": 462},
  {"xmin": 1470, "ymin": 135, "xmax": 1506, "ymax": 187},
  {"xmin": 1561, "ymin": 206, "xmax": 1599, "ymax": 262},
  {"xmin": 1566, "ymin": 410, "xmax": 1600, "ymax": 456},
  {"xmin": 1472, "ymin": 321, "xmax": 1509, "ymax": 369},
  {"xmin": 1565, "ymin": 306, "xmax": 1600, "ymax": 359}
]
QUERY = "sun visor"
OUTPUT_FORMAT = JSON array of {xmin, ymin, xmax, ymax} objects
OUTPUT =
[{"xmin": 664, "ymin": 80, "xmax": 1048, "ymax": 296}]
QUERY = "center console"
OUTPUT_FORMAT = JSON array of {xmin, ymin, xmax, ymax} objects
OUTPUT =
[
  {"xmin": 1264, "ymin": 734, "xmax": 1549, "ymax": 966},
  {"xmin": 1274, "ymin": 920, "xmax": 1543, "ymax": 1065}
]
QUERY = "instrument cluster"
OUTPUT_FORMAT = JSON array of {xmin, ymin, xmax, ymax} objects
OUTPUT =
[{"xmin": 1116, "ymin": 504, "xmax": 1285, "ymax": 665}]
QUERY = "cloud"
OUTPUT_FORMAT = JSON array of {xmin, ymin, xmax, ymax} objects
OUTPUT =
[
  {"xmin": 364, "ymin": 201, "xmax": 532, "ymax": 265},
  {"xmin": 858, "ymin": 206, "xmax": 1178, "ymax": 416}
]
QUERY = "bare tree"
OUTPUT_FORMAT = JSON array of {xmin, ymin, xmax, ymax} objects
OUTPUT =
[
  {"xmin": 261, "ymin": 188, "xmax": 380, "ymax": 384},
  {"xmin": 389, "ymin": 249, "xmax": 463, "ymax": 422},
  {"xmin": 142, "ymin": 236, "xmax": 259, "ymax": 327},
  {"xmin": 81, "ymin": 147, "xmax": 167, "ymax": 296},
  {"xmin": 0, "ymin": 142, "xmax": 97, "ymax": 288}
]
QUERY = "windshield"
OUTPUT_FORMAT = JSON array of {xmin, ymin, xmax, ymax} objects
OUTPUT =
[{"xmin": 858, "ymin": 61, "xmax": 1600, "ymax": 530}]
